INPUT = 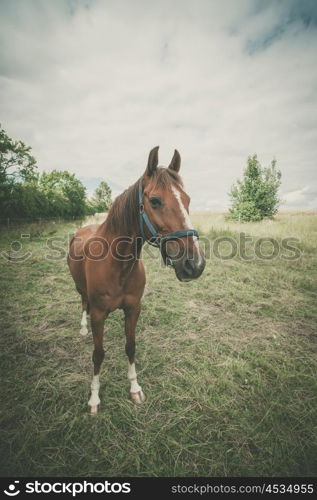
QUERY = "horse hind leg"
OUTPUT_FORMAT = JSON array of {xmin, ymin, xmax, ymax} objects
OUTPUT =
[{"xmin": 80, "ymin": 294, "xmax": 90, "ymax": 337}]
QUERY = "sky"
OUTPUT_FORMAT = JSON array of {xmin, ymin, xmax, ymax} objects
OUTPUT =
[{"xmin": 0, "ymin": 0, "xmax": 316, "ymax": 209}]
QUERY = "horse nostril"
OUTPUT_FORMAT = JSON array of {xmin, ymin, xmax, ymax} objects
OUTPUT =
[
  {"xmin": 184, "ymin": 259, "xmax": 195, "ymax": 276},
  {"xmin": 183, "ymin": 256, "xmax": 205, "ymax": 279}
]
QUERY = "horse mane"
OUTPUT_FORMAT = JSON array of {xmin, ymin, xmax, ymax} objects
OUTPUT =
[{"xmin": 104, "ymin": 167, "xmax": 183, "ymax": 236}]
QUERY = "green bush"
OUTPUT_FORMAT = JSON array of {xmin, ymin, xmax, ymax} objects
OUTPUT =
[
  {"xmin": 229, "ymin": 200, "xmax": 262, "ymax": 222},
  {"xmin": 39, "ymin": 170, "xmax": 87, "ymax": 217},
  {"xmin": 0, "ymin": 124, "xmax": 112, "ymax": 221},
  {"xmin": 228, "ymin": 154, "xmax": 281, "ymax": 222},
  {"xmin": 89, "ymin": 180, "xmax": 112, "ymax": 213}
]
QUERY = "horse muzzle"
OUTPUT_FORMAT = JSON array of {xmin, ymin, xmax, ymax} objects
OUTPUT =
[
  {"xmin": 163, "ymin": 246, "xmax": 205, "ymax": 282},
  {"xmin": 175, "ymin": 254, "xmax": 206, "ymax": 281}
]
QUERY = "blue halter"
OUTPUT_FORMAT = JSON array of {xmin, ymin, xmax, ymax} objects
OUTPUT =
[{"xmin": 138, "ymin": 181, "xmax": 199, "ymax": 248}]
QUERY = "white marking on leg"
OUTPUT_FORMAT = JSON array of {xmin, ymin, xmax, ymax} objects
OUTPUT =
[
  {"xmin": 171, "ymin": 186, "xmax": 203, "ymax": 265},
  {"xmin": 80, "ymin": 310, "xmax": 88, "ymax": 336},
  {"xmin": 81, "ymin": 310, "xmax": 87, "ymax": 326},
  {"xmin": 128, "ymin": 362, "xmax": 142, "ymax": 393},
  {"xmin": 88, "ymin": 374, "xmax": 100, "ymax": 407}
]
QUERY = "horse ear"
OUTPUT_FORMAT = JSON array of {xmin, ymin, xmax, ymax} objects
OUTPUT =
[
  {"xmin": 146, "ymin": 146, "xmax": 159, "ymax": 176},
  {"xmin": 168, "ymin": 149, "xmax": 181, "ymax": 172}
]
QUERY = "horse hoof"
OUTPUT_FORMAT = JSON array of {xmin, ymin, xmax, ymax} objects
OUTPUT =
[
  {"xmin": 80, "ymin": 326, "xmax": 88, "ymax": 336},
  {"xmin": 88, "ymin": 404, "xmax": 99, "ymax": 415},
  {"xmin": 130, "ymin": 390, "xmax": 145, "ymax": 404}
]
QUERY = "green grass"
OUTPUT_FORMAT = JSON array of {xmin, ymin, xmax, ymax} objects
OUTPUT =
[{"xmin": 0, "ymin": 214, "xmax": 316, "ymax": 477}]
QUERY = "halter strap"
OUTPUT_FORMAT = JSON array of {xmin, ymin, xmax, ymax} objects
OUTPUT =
[{"xmin": 138, "ymin": 181, "xmax": 199, "ymax": 248}]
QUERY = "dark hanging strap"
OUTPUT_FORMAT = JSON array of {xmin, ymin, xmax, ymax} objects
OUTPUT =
[{"xmin": 138, "ymin": 181, "xmax": 160, "ymax": 245}]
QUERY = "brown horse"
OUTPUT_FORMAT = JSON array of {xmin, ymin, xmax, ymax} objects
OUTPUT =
[{"xmin": 67, "ymin": 147, "xmax": 205, "ymax": 414}]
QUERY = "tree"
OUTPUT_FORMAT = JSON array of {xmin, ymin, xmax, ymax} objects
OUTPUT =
[
  {"xmin": 0, "ymin": 124, "xmax": 111, "ymax": 220},
  {"xmin": 0, "ymin": 124, "xmax": 39, "ymax": 218},
  {"xmin": 39, "ymin": 170, "xmax": 87, "ymax": 217},
  {"xmin": 228, "ymin": 154, "xmax": 281, "ymax": 222},
  {"xmin": 90, "ymin": 181, "xmax": 112, "ymax": 213},
  {"xmin": 0, "ymin": 124, "xmax": 37, "ymax": 184}
]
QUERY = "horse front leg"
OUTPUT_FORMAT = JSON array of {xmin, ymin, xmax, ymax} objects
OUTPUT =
[
  {"xmin": 80, "ymin": 296, "xmax": 90, "ymax": 336},
  {"xmin": 88, "ymin": 306, "xmax": 107, "ymax": 415},
  {"xmin": 124, "ymin": 302, "xmax": 145, "ymax": 404}
]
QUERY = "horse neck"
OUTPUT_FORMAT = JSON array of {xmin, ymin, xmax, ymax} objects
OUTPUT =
[{"xmin": 98, "ymin": 199, "xmax": 143, "ymax": 261}]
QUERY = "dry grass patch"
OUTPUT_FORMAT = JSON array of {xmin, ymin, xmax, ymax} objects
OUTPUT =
[{"xmin": 0, "ymin": 213, "xmax": 316, "ymax": 476}]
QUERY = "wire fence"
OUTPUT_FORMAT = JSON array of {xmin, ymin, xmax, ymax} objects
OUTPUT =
[
  {"xmin": 0, "ymin": 213, "xmax": 108, "ymax": 227},
  {"xmin": 0, "ymin": 216, "xmax": 83, "ymax": 227}
]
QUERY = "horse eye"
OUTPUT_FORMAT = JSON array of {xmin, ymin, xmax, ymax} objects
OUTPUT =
[{"xmin": 150, "ymin": 197, "xmax": 162, "ymax": 208}]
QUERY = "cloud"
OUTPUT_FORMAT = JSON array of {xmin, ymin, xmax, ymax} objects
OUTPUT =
[
  {"xmin": 0, "ymin": 0, "xmax": 316, "ymax": 209},
  {"xmin": 282, "ymin": 186, "xmax": 317, "ymax": 209}
]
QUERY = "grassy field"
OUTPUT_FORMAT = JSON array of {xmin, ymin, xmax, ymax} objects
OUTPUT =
[{"xmin": 0, "ymin": 212, "xmax": 316, "ymax": 477}]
